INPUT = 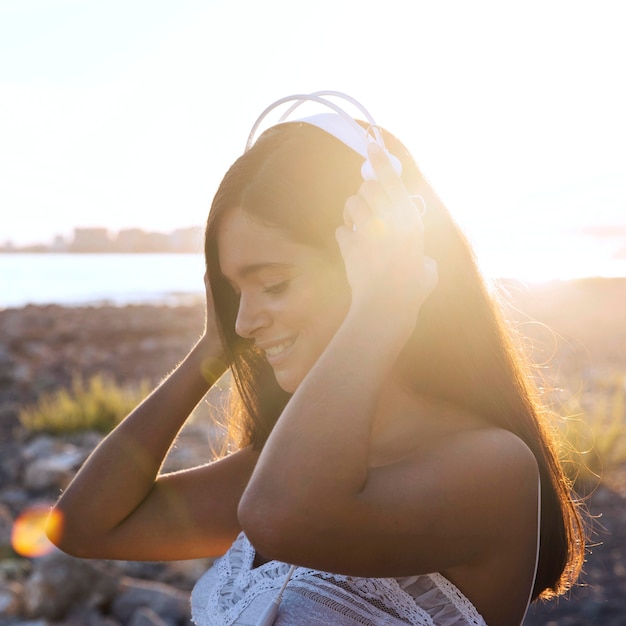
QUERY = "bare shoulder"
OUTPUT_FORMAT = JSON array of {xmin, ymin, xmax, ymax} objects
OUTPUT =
[
  {"xmin": 442, "ymin": 426, "xmax": 538, "ymax": 477},
  {"xmin": 371, "ymin": 396, "xmax": 540, "ymax": 534},
  {"xmin": 428, "ymin": 428, "xmax": 541, "ymax": 625},
  {"xmin": 427, "ymin": 426, "xmax": 540, "ymax": 586},
  {"xmin": 426, "ymin": 426, "xmax": 540, "ymax": 511}
]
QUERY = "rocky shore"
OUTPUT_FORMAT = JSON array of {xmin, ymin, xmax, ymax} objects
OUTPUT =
[
  {"xmin": 1, "ymin": 279, "xmax": 625, "ymax": 625},
  {"xmin": 1, "ymin": 303, "xmax": 215, "ymax": 625}
]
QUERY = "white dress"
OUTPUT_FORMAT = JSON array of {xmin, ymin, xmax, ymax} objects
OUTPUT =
[{"xmin": 190, "ymin": 532, "xmax": 488, "ymax": 626}]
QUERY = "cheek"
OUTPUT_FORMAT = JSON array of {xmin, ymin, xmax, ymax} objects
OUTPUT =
[
  {"xmin": 308, "ymin": 279, "xmax": 351, "ymax": 334},
  {"xmin": 278, "ymin": 267, "xmax": 351, "ymax": 336},
  {"xmin": 324, "ymin": 271, "xmax": 351, "ymax": 314}
]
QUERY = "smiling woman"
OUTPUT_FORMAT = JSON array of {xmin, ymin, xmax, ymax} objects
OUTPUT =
[
  {"xmin": 48, "ymin": 93, "xmax": 586, "ymax": 626},
  {"xmin": 216, "ymin": 208, "xmax": 351, "ymax": 394}
]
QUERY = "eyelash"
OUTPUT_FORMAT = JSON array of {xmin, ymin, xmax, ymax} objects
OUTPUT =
[{"xmin": 263, "ymin": 280, "xmax": 290, "ymax": 295}]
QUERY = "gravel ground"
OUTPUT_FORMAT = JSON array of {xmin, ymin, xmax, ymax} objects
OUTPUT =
[{"xmin": 1, "ymin": 286, "xmax": 624, "ymax": 624}]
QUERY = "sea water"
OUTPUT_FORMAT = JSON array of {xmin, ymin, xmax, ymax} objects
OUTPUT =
[
  {"xmin": 1, "ymin": 245, "xmax": 625, "ymax": 309},
  {"xmin": 0, "ymin": 253, "xmax": 205, "ymax": 308}
]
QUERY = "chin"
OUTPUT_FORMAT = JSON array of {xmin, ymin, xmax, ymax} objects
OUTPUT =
[
  {"xmin": 275, "ymin": 378, "xmax": 298, "ymax": 394},
  {"xmin": 273, "ymin": 370, "xmax": 302, "ymax": 394}
]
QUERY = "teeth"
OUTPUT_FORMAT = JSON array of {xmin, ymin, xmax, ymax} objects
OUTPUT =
[{"xmin": 265, "ymin": 340, "xmax": 293, "ymax": 357}]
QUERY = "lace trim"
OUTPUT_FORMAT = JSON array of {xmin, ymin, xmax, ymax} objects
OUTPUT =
[
  {"xmin": 309, "ymin": 571, "xmax": 435, "ymax": 625},
  {"xmin": 429, "ymin": 573, "xmax": 484, "ymax": 625},
  {"xmin": 289, "ymin": 584, "xmax": 381, "ymax": 625},
  {"xmin": 191, "ymin": 533, "xmax": 487, "ymax": 626},
  {"xmin": 289, "ymin": 578, "xmax": 415, "ymax": 626},
  {"xmin": 203, "ymin": 536, "xmax": 292, "ymax": 624}
]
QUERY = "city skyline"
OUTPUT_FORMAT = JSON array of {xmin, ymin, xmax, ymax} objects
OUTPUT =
[{"xmin": 0, "ymin": 225, "xmax": 203, "ymax": 254}]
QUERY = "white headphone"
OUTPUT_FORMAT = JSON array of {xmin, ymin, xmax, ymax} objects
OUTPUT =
[{"xmin": 245, "ymin": 90, "xmax": 403, "ymax": 181}]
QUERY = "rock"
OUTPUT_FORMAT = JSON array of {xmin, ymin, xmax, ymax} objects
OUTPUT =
[
  {"xmin": 0, "ymin": 580, "xmax": 24, "ymax": 617},
  {"xmin": 0, "ymin": 503, "xmax": 13, "ymax": 550},
  {"xmin": 111, "ymin": 577, "xmax": 190, "ymax": 625},
  {"xmin": 139, "ymin": 338, "xmax": 160, "ymax": 352},
  {"xmin": 0, "ymin": 443, "xmax": 23, "ymax": 489},
  {"xmin": 128, "ymin": 606, "xmax": 170, "ymax": 626},
  {"xmin": 0, "ymin": 556, "xmax": 32, "ymax": 582},
  {"xmin": 0, "ymin": 345, "xmax": 17, "ymax": 387},
  {"xmin": 67, "ymin": 430, "xmax": 104, "ymax": 450},
  {"xmin": 0, "ymin": 485, "xmax": 30, "ymax": 511},
  {"xmin": 22, "ymin": 551, "xmax": 118, "ymax": 620},
  {"xmin": 62, "ymin": 606, "xmax": 122, "ymax": 626},
  {"xmin": 0, "ymin": 618, "xmax": 53, "ymax": 626},
  {"xmin": 21, "ymin": 435, "xmax": 60, "ymax": 461},
  {"xmin": 23, "ymin": 447, "xmax": 87, "ymax": 491}
]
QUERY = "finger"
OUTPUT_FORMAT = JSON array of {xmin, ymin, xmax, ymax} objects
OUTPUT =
[
  {"xmin": 343, "ymin": 193, "xmax": 371, "ymax": 231},
  {"xmin": 367, "ymin": 142, "xmax": 410, "ymax": 206},
  {"xmin": 357, "ymin": 179, "xmax": 389, "ymax": 214},
  {"xmin": 368, "ymin": 143, "xmax": 428, "ymax": 233},
  {"xmin": 335, "ymin": 223, "xmax": 352, "ymax": 252}
]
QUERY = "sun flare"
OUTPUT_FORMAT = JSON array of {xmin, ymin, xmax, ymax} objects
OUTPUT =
[{"xmin": 11, "ymin": 505, "xmax": 63, "ymax": 558}]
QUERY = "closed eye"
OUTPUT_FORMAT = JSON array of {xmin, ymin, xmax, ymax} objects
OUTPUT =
[{"xmin": 263, "ymin": 280, "xmax": 290, "ymax": 295}]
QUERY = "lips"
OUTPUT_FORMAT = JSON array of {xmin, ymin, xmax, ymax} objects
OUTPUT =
[{"xmin": 259, "ymin": 337, "xmax": 296, "ymax": 363}]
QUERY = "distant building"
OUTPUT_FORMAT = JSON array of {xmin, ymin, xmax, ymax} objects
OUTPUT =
[
  {"xmin": 142, "ymin": 231, "xmax": 169, "ymax": 252},
  {"xmin": 116, "ymin": 228, "xmax": 145, "ymax": 252},
  {"xmin": 51, "ymin": 235, "xmax": 68, "ymax": 251},
  {"xmin": 169, "ymin": 226, "xmax": 203, "ymax": 252},
  {"xmin": 71, "ymin": 227, "xmax": 110, "ymax": 252},
  {"xmin": 3, "ymin": 225, "xmax": 205, "ymax": 253},
  {"xmin": 115, "ymin": 227, "xmax": 200, "ymax": 252}
]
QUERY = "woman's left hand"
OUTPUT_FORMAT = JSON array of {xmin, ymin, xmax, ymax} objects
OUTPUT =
[{"xmin": 335, "ymin": 142, "xmax": 438, "ymax": 335}]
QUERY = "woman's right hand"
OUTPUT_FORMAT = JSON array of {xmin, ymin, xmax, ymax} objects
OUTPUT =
[
  {"xmin": 199, "ymin": 271, "xmax": 226, "ymax": 364},
  {"xmin": 335, "ymin": 143, "xmax": 438, "ymax": 348}
]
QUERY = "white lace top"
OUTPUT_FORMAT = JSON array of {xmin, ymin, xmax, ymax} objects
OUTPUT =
[{"xmin": 190, "ymin": 532, "xmax": 487, "ymax": 626}]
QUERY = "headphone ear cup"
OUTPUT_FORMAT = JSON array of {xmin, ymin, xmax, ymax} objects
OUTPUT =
[{"xmin": 360, "ymin": 150, "xmax": 403, "ymax": 181}]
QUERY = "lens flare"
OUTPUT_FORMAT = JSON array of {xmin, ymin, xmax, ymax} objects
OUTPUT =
[{"xmin": 11, "ymin": 505, "xmax": 62, "ymax": 558}]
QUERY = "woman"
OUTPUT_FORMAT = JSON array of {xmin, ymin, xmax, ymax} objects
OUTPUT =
[{"xmin": 48, "ymin": 94, "xmax": 585, "ymax": 626}]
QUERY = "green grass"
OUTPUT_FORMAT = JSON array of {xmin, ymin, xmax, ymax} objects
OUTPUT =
[
  {"xmin": 17, "ymin": 364, "xmax": 626, "ymax": 491},
  {"xmin": 557, "ymin": 373, "xmax": 626, "ymax": 489},
  {"xmin": 19, "ymin": 374, "xmax": 150, "ymax": 435}
]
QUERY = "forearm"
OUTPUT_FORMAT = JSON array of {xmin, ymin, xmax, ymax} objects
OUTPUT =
[
  {"xmin": 52, "ymin": 337, "xmax": 227, "ymax": 539},
  {"xmin": 240, "ymin": 305, "xmax": 403, "ymax": 534}
]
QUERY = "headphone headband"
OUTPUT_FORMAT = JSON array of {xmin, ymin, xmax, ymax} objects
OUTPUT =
[
  {"xmin": 245, "ymin": 91, "xmax": 401, "ymax": 180},
  {"xmin": 245, "ymin": 91, "xmax": 384, "ymax": 155}
]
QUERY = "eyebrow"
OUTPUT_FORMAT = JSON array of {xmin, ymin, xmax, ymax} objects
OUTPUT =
[{"xmin": 224, "ymin": 262, "xmax": 294, "ymax": 281}]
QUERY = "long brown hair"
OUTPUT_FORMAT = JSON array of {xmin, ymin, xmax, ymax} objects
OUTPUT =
[{"xmin": 204, "ymin": 121, "xmax": 585, "ymax": 600}]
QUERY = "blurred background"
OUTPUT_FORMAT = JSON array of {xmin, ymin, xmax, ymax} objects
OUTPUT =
[
  {"xmin": 1, "ymin": 1, "xmax": 625, "ymax": 625},
  {"xmin": 1, "ymin": 0, "xmax": 625, "ymax": 308}
]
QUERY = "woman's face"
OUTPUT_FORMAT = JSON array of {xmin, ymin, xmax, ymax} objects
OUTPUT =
[{"xmin": 217, "ymin": 207, "xmax": 351, "ymax": 393}]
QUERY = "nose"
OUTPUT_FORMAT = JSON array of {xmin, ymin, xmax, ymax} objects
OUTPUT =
[{"xmin": 235, "ymin": 291, "xmax": 271, "ymax": 339}]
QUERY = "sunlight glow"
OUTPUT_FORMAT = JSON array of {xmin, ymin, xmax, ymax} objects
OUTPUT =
[
  {"xmin": 11, "ymin": 505, "xmax": 62, "ymax": 558},
  {"xmin": 0, "ymin": 1, "xmax": 624, "ymax": 281}
]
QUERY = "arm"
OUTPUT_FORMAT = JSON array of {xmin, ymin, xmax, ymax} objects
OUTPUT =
[
  {"xmin": 48, "ymin": 280, "xmax": 254, "ymax": 561},
  {"xmin": 238, "ymin": 144, "xmax": 538, "ymax": 576}
]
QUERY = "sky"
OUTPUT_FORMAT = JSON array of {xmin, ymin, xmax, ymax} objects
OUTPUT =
[{"xmin": 1, "ymin": 0, "xmax": 625, "ymax": 281}]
